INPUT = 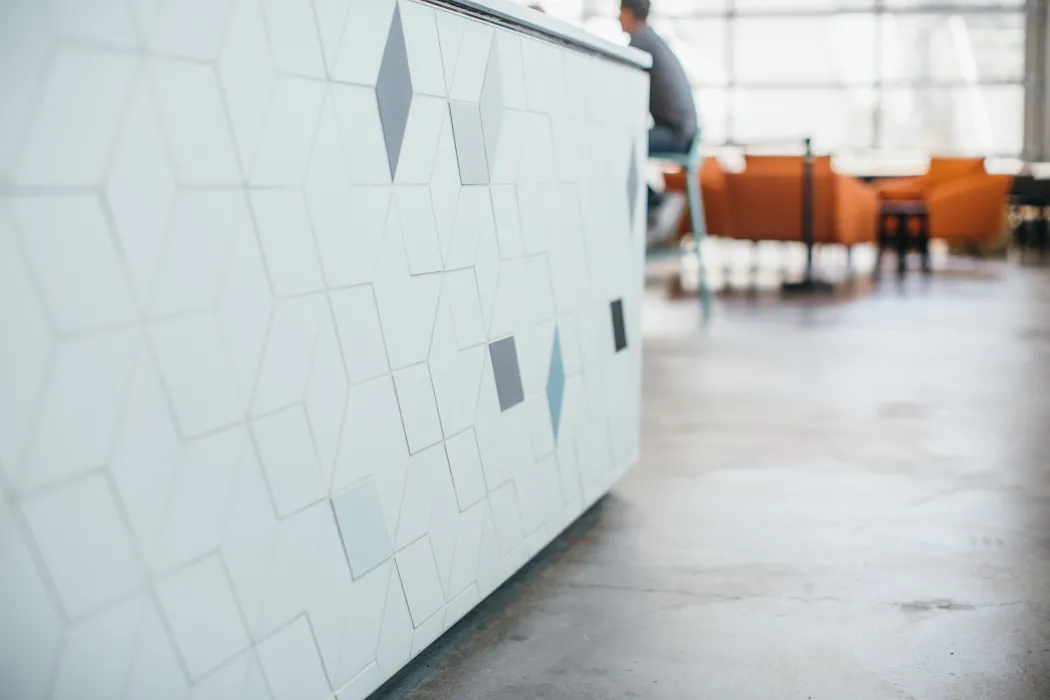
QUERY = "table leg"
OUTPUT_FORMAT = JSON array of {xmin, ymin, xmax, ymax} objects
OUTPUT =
[
  {"xmin": 896, "ymin": 214, "xmax": 908, "ymax": 276},
  {"xmin": 874, "ymin": 214, "xmax": 886, "ymax": 281},
  {"xmin": 920, "ymin": 214, "xmax": 931, "ymax": 273}
]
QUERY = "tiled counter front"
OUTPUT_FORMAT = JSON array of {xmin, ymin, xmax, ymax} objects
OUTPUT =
[{"xmin": 0, "ymin": 1, "xmax": 648, "ymax": 698}]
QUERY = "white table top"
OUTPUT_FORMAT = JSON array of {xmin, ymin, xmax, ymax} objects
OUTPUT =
[{"xmin": 429, "ymin": 0, "xmax": 653, "ymax": 69}]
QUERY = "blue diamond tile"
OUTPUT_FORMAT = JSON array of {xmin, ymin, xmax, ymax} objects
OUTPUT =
[
  {"xmin": 547, "ymin": 329, "xmax": 565, "ymax": 442},
  {"xmin": 376, "ymin": 5, "xmax": 412, "ymax": 178}
]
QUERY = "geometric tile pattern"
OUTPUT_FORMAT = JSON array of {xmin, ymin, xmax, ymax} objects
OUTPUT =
[
  {"xmin": 0, "ymin": 1, "xmax": 648, "ymax": 698},
  {"xmin": 627, "ymin": 144, "xmax": 639, "ymax": 225}
]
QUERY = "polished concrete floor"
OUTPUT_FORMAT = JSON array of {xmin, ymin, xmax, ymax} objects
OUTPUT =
[{"xmin": 382, "ymin": 261, "xmax": 1050, "ymax": 700}]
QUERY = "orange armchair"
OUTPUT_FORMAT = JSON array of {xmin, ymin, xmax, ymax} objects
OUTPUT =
[{"xmin": 875, "ymin": 158, "xmax": 1011, "ymax": 246}]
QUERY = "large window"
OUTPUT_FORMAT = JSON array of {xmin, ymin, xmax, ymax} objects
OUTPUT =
[{"xmin": 530, "ymin": 0, "xmax": 1027, "ymax": 157}]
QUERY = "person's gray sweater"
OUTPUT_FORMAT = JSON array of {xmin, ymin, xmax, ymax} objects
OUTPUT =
[{"xmin": 629, "ymin": 24, "xmax": 698, "ymax": 142}]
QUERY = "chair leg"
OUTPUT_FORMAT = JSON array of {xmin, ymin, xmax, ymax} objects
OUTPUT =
[{"xmin": 685, "ymin": 164, "xmax": 711, "ymax": 321}]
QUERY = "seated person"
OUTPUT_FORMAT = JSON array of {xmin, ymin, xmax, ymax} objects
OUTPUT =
[{"xmin": 620, "ymin": 0, "xmax": 698, "ymax": 246}]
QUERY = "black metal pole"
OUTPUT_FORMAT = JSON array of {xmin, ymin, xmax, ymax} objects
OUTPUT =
[{"xmin": 782, "ymin": 137, "xmax": 833, "ymax": 294}]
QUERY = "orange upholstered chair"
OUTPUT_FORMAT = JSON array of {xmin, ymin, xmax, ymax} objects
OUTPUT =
[
  {"xmin": 664, "ymin": 156, "xmax": 877, "ymax": 247},
  {"xmin": 875, "ymin": 157, "xmax": 1011, "ymax": 246}
]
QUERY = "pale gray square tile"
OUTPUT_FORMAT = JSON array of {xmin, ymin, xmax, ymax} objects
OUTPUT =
[
  {"xmin": 332, "ymin": 478, "xmax": 393, "ymax": 578},
  {"xmin": 449, "ymin": 100, "xmax": 489, "ymax": 185},
  {"xmin": 489, "ymin": 336, "xmax": 524, "ymax": 411}
]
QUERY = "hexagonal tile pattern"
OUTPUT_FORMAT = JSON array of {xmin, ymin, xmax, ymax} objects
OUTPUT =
[{"xmin": 0, "ymin": 1, "xmax": 647, "ymax": 695}]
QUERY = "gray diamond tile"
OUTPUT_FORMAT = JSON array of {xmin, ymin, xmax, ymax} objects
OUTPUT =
[
  {"xmin": 376, "ymin": 5, "xmax": 413, "ymax": 178},
  {"xmin": 448, "ymin": 100, "xmax": 489, "ymax": 185},
  {"xmin": 627, "ymin": 144, "xmax": 638, "ymax": 225},
  {"xmin": 332, "ymin": 478, "xmax": 393, "ymax": 579},
  {"xmin": 489, "ymin": 336, "xmax": 524, "ymax": 412}
]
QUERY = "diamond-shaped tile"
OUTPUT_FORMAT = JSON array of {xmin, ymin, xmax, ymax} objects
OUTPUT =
[
  {"xmin": 445, "ymin": 268, "xmax": 486, "ymax": 349},
  {"xmin": 305, "ymin": 311, "xmax": 348, "ymax": 477},
  {"xmin": 373, "ymin": 203, "xmax": 441, "ymax": 370},
  {"xmin": 22, "ymin": 330, "xmax": 137, "ymax": 489},
  {"xmin": 330, "ymin": 285, "xmax": 389, "ymax": 384},
  {"xmin": 490, "ymin": 185, "xmax": 523, "ymax": 259},
  {"xmin": 447, "ymin": 500, "xmax": 486, "ymax": 598},
  {"xmin": 16, "ymin": 46, "xmax": 135, "ymax": 185},
  {"xmin": 334, "ymin": 375, "xmax": 409, "ymax": 540},
  {"xmin": 375, "ymin": 566, "xmax": 412, "ymax": 675},
  {"xmin": 257, "ymin": 503, "xmax": 325, "ymax": 636},
  {"xmin": 447, "ymin": 19, "xmax": 493, "ymax": 103},
  {"xmin": 259, "ymin": 0, "xmax": 326, "ymax": 78},
  {"xmin": 393, "ymin": 363, "xmax": 443, "ymax": 454},
  {"xmin": 331, "ymin": 84, "xmax": 391, "ymax": 184},
  {"xmin": 331, "ymin": 0, "xmax": 396, "ymax": 86},
  {"xmin": 429, "ymin": 461, "xmax": 459, "ymax": 596},
  {"xmin": 158, "ymin": 427, "xmax": 244, "ymax": 572},
  {"xmin": 334, "ymin": 561, "xmax": 390, "ymax": 684},
  {"xmin": 22, "ymin": 474, "xmax": 144, "ymax": 617},
  {"xmin": 394, "ymin": 444, "xmax": 446, "ymax": 549},
  {"xmin": 394, "ymin": 186, "xmax": 442, "ymax": 275},
  {"xmin": 249, "ymin": 189, "xmax": 324, "ymax": 296},
  {"xmin": 332, "ymin": 477, "xmax": 392, "ymax": 579},
  {"xmin": 395, "ymin": 94, "xmax": 446, "ymax": 184},
  {"xmin": 52, "ymin": 595, "xmax": 144, "ymax": 700},
  {"xmin": 448, "ymin": 101, "xmax": 488, "ymax": 185},
  {"xmin": 395, "ymin": 537, "xmax": 443, "ymax": 626},
  {"xmin": 106, "ymin": 79, "xmax": 176, "ymax": 307},
  {"xmin": 547, "ymin": 328, "xmax": 565, "ymax": 443},
  {"xmin": 156, "ymin": 555, "xmax": 250, "ymax": 680},
  {"xmin": 252, "ymin": 406, "xmax": 327, "ymax": 518},
  {"xmin": 253, "ymin": 295, "xmax": 327, "ymax": 415},
  {"xmin": 250, "ymin": 75, "xmax": 326, "ymax": 185},
  {"xmin": 430, "ymin": 105, "xmax": 462, "ymax": 262},
  {"xmin": 304, "ymin": 99, "xmax": 352, "ymax": 280},
  {"xmin": 376, "ymin": 5, "xmax": 413, "ymax": 179},
  {"xmin": 446, "ymin": 185, "xmax": 495, "ymax": 270},
  {"xmin": 429, "ymin": 290, "xmax": 484, "ymax": 438},
  {"xmin": 400, "ymin": 0, "xmax": 445, "ymax": 97},
  {"xmin": 13, "ymin": 195, "xmax": 136, "ymax": 333},
  {"xmin": 0, "ymin": 0, "xmax": 51, "ymax": 182},
  {"xmin": 488, "ymin": 337, "xmax": 524, "ymax": 412},
  {"xmin": 611, "ymin": 298, "xmax": 627, "ymax": 352},
  {"xmin": 478, "ymin": 40, "xmax": 504, "ymax": 170},
  {"xmin": 256, "ymin": 616, "xmax": 329, "ymax": 700},
  {"xmin": 125, "ymin": 603, "xmax": 190, "ymax": 700},
  {"xmin": 435, "ymin": 10, "xmax": 464, "ymax": 94},
  {"xmin": 445, "ymin": 429, "xmax": 485, "ymax": 511},
  {"xmin": 219, "ymin": 0, "xmax": 274, "ymax": 176}
]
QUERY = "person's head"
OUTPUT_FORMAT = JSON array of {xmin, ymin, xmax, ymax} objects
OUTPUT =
[{"xmin": 619, "ymin": 0, "xmax": 650, "ymax": 33}]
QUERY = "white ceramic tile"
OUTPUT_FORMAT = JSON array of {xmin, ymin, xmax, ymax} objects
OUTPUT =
[
  {"xmin": 13, "ymin": 195, "xmax": 135, "ymax": 332},
  {"xmin": 331, "ymin": 0, "xmax": 396, "ymax": 86},
  {"xmin": 335, "ymin": 375, "xmax": 408, "ymax": 540},
  {"xmin": 447, "ymin": 101, "xmax": 487, "ymax": 186},
  {"xmin": 393, "ymin": 364, "xmax": 443, "ymax": 455},
  {"xmin": 22, "ymin": 330, "xmax": 136, "ymax": 489},
  {"xmin": 473, "ymin": 507, "xmax": 503, "ymax": 598},
  {"xmin": 488, "ymin": 107, "xmax": 526, "ymax": 185},
  {"xmin": 220, "ymin": 0, "xmax": 275, "ymax": 174},
  {"xmin": 489, "ymin": 481, "xmax": 523, "ymax": 555},
  {"xmin": 216, "ymin": 216, "xmax": 273, "ymax": 410},
  {"xmin": 478, "ymin": 42, "xmax": 503, "ymax": 167},
  {"xmin": 446, "ymin": 185, "xmax": 494, "ymax": 271},
  {"xmin": 22, "ymin": 475, "xmax": 143, "ymax": 618},
  {"xmin": 251, "ymin": 76, "xmax": 326, "ymax": 185},
  {"xmin": 443, "ymin": 584, "xmax": 479, "ymax": 631},
  {"xmin": 314, "ymin": 0, "xmax": 349, "ymax": 72},
  {"xmin": 260, "ymin": 0, "xmax": 326, "ymax": 78},
  {"xmin": 250, "ymin": 189, "xmax": 324, "ymax": 296},
  {"xmin": 329, "ymin": 285, "xmax": 389, "ymax": 384},
  {"xmin": 0, "ymin": 205, "xmax": 50, "ymax": 483},
  {"xmin": 110, "ymin": 356, "xmax": 181, "ymax": 567},
  {"xmin": 322, "ymin": 183, "xmax": 390, "ymax": 287},
  {"xmin": 447, "ymin": 19, "xmax": 493, "ymax": 103},
  {"xmin": 332, "ymin": 477, "xmax": 392, "ymax": 579},
  {"xmin": 394, "ymin": 186, "xmax": 442, "ymax": 275},
  {"xmin": 394, "ymin": 536, "xmax": 443, "ymax": 626},
  {"xmin": 305, "ymin": 312, "xmax": 348, "ymax": 477},
  {"xmin": 488, "ymin": 256, "xmax": 529, "ymax": 339},
  {"xmin": 434, "ymin": 10, "xmax": 464, "ymax": 94},
  {"xmin": 125, "ymin": 604, "xmax": 190, "ymax": 700},
  {"xmin": 256, "ymin": 616, "xmax": 329, "ymax": 700},
  {"xmin": 151, "ymin": 59, "xmax": 241, "ymax": 185},
  {"xmin": 495, "ymin": 33, "xmax": 527, "ymax": 111},
  {"xmin": 411, "ymin": 607, "xmax": 445, "ymax": 656},
  {"xmin": 0, "ymin": 0, "xmax": 51, "ymax": 182},
  {"xmin": 395, "ymin": 94, "xmax": 446, "ymax": 186},
  {"xmin": 474, "ymin": 360, "xmax": 532, "ymax": 490},
  {"xmin": 526, "ymin": 395, "xmax": 555, "ymax": 461},
  {"xmin": 106, "ymin": 80, "xmax": 177, "ymax": 307},
  {"xmin": 401, "ymin": 1, "xmax": 444, "ymax": 96},
  {"xmin": 16, "ymin": 46, "xmax": 135, "ymax": 185},
  {"xmin": 189, "ymin": 653, "xmax": 249, "ymax": 700},
  {"xmin": 488, "ymin": 186, "xmax": 523, "ymax": 260},
  {"xmin": 149, "ymin": 0, "xmax": 232, "ymax": 59},
  {"xmin": 158, "ymin": 427, "xmax": 244, "ymax": 572},
  {"xmin": 447, "ymin": 500, "xmax": 486, "ymax": 598},
  {"xmin": 151, "ymin": 315, "xmax": 244, "ymax": 437},
  {"xmin": 257, "ymin": 503, "xmax": 324, "ymax": 636},
  {"xmin": 517, "ymin": 114, "xmax": 555, "ymax": 186},
  {"xmin": 252, "ymin": 406, "xmax": 327, "ymax": 518},
  {"xmin": 428, "ymin": 460, "xmax": 459, "ymax": 596},
  {"xmin": 241, "ymin": 653, "xmax": 274, "ymax": 700},
  {"xmin": 335, "ymin": 562, "xmax": 390, "ymax": 684},
  {"xmin": 306, "ymin": 512, "xmax": 352, "ymax": 678},
  {"xmin": 429, "ymin": 294, "xmax": 484, "ymax": 439},
  {"xmin": 157, "ymin": 555, "xmax": 250, "ymax": 680},
  {"xmin": 517, "ymin": 181, "xmax": 552, "ymax": 254},
  {"xmin": 521, "ymin": 38, "xmax": 553, "ymax": 114},
  {"xmin": 473, "ymin": 200, "xmax": 500, "ymax": 332},
  {"xmin": 304, "ymin": 100, "xmax": 351, "ymax": 284},
  {"xmin": 374, "ymin": 567, "xmax": 411, "ymax": 676},
  {"xmin": 444, "ymin": 429, "xmax": 485, "ymax": 511},
  {"xmin": 393, "ymin": 444, "xmax": 443, "ymax": 549},
  {"xmin": 372, "ymin": 205, "xmax": 441, "ymax": 369},
  {"xmin": 0, "ymin": 514, "xmax": 64, "ymax": 700},
  {"xmin": 517, "ymin": 320, "xmax": 555, "ymax": 398},
  {"xmin": 429, "ymin": 105, "xmax": 461, "ymax": 263},
  {"xmin": 222, "ymin": 447, "xmax": 279, "ymax": 638},
  {"xmin": 336, "ymin": 663, "xmax": 384, "ymax": 700},
  {"xmin": 331, "ymin": 84, "xmax": 390, "ymax": 184},
  {"xmin": 52, "ymin": 596, "xmax": 144, "ymax": 700},
  {"xmin": 151, "ymin": 190, "xmax": 248, "ymax": 317},
  {"xmin": 254, "ymin": 295, "xmax": 326, "ymax": 415},
  {"xmin": 445, "ymin": 268, "xmax": 486, "ymax": 349},
  {"xmin": 526, "ymin": 255, "xmax": 556, "ymax": 324}
]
